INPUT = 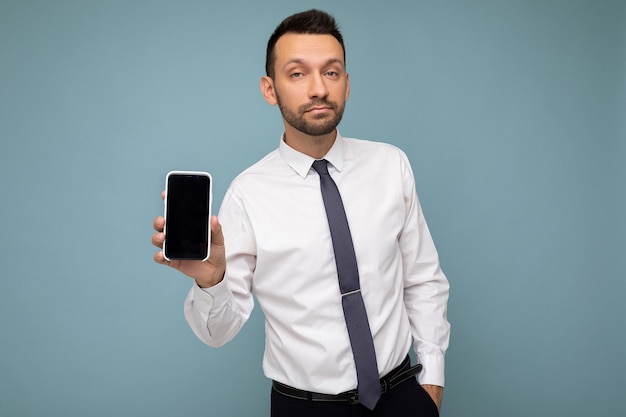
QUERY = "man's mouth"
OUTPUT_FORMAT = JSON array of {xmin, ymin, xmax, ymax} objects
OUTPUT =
[{"xmin": 305, "ymin": 105, "xmax": 332, "ymax": 114}]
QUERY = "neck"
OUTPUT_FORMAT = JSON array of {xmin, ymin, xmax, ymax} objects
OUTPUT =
[{"xmin": 283, "ymin": 125, "xmax": 337, "ymax": 159}]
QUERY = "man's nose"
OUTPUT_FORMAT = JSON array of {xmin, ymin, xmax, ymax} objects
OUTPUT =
[{"xmin": 308, "ymin": 72, "xmax": 329, "ymax": 99}]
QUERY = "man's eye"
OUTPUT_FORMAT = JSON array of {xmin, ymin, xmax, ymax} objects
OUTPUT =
[
  {"xmin": 290, "ymin": 72, "xmax": 304, "ymax": 78},
  {"xmin": 326, "ymin": 71, "xmax": 339, "ymax": 77}
]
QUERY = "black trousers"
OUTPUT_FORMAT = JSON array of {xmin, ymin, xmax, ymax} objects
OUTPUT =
[{"xmin": 270, "ymin": 376, "xmax": 439, "ymax": 417}]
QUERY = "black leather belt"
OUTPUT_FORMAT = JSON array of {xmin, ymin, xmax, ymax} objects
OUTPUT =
[{"xmin": 272, "ymin": 356, "xmax": 422, "ymax": 405}]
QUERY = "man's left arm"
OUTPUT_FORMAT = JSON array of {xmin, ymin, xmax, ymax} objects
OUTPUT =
[{"xmin": 397, "ymin": 151, "xmax": 451, "ymax": 399}]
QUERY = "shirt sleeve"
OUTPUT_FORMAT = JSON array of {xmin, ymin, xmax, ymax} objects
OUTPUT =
[
  {"xmin": 183, "ymin": 184, "xmax": 256, "ymax": 347},
  {"xmin": 398, "ymin": 151, "xmax": 451, "ymax": 387}
]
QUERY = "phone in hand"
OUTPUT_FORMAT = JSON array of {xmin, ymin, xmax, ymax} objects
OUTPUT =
[{"xmin": 163, "ymin": 171, "xmax": 212, "ymax": 261}]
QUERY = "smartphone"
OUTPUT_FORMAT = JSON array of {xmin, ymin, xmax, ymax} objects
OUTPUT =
[{"xmin": 163, "ymin": 171, "xmax": 212, "ymax": 261}]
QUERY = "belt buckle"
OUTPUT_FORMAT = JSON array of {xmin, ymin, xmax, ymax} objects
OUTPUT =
[{"xmin": 348, "ymin": 391, "xmax": 359, "ymax": 405}]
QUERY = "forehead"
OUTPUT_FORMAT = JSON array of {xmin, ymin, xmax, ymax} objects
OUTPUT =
[{"xmin": 274, "ymin": 33, "xmax": 345, "ymax": 66}]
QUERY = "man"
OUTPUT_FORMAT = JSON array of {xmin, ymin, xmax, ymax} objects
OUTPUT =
[{"xmin": 152, "ymin": 9, "xmax": 450, "ymax": 416}]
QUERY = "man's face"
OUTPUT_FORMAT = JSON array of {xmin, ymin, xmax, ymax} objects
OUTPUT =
[{"xmin": 267, "ymin": 33, "xmax": 350, "ymax": 137}]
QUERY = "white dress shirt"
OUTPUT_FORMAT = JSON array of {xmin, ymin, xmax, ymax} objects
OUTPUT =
[{"xmin": 184, "ymin": 132, "xmax": 450, "ymax": 394}]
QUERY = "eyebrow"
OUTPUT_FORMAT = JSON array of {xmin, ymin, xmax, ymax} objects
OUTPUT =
[{"xmin": 283, "ymin": 58, "xmax": 345, "ymax": 69}]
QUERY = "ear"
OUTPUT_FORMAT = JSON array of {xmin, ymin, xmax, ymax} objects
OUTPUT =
[
  {"xmin": 260, "ymin": 76, "xmax": 278, "ymax": 106},
  {"xmin": 345, "ymin": 72, "xmax": 350, "ymax": 102}
]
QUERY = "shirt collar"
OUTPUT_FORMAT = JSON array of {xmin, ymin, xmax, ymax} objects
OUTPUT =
[{"xmin": 279, "ymin": 131, "xmax": 346, "ymax": 178}]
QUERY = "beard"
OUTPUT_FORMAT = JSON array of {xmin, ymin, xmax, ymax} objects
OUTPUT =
[{"xmin": 276, "ymin": 94, "xmax": 345, "ymax": 137}]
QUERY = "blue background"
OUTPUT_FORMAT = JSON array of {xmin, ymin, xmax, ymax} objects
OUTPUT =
[{"xmin": 1, "ymin": 1, "xmax": 624, "ymax": 416}]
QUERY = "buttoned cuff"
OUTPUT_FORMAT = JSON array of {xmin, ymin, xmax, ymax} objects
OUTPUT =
[
  {"xmin": 416, "ymin": 353, "xmax": 446, "ymax": 387},
  {"xmin": 194, "ymin": 278, "xmax": 231, "ymax": 310}
]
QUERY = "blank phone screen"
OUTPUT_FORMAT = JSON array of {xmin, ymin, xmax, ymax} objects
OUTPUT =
[{"xmin": 164, "ymin": 173, "xmax": 210, "ymax": 260}]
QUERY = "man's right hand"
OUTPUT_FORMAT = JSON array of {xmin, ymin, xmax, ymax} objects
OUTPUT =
[{"xmin": 152, "ymin": 203, "xmax": 226, "ymax": 288}]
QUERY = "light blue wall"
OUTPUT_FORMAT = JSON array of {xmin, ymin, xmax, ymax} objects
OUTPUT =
[{"xmin": 1, "ymin": 1, "xmax": 623, "ymax": 416}]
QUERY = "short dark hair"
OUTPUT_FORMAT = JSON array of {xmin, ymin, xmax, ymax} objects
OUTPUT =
[{"xmin": 265, "ymin": 9, "xmax": 345, "ymax": 78}]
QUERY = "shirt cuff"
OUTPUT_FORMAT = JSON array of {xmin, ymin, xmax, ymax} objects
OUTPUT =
[
  {"xmin": 195, "ymin": 278, "xmax": 231, "ymax": 309},
  {"xmin": 416, "ymin": 353, "xmax": 446, "ymax": 387}
]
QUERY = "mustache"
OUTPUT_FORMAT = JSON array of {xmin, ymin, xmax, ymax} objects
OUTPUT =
[{"xmin": 299, "ymin": 99, "xmax": 337, "ymax": 113}]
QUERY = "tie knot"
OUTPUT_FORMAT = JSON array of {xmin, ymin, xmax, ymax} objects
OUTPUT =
[{"xmin": 312, "ymin": 159, "xmax": 329, "ymax": 175}]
